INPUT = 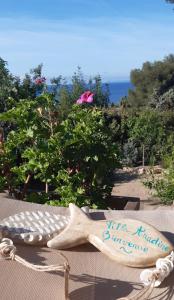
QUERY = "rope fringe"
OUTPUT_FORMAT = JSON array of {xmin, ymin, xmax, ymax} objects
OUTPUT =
[{"xmin": 0, "ymin": 238, "xmax": 70, "ymax": 300}]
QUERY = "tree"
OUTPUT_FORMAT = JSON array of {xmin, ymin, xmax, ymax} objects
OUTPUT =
[
  {"xmin": 15, "ymin": 64, "xmax": 46, "ymax": 100},
  {"xmin": 92, "ymin": 75, "xmax": 110, "ymax": 107},
  {"xmin": 150, "ymin": 88, "xmax": 174, "ymax": 110},
  {"xmin": 0, "ymin": 58, "xmax": 17, "ymax": 112},
  {"xmin": 127, "ymin": 55, "xmax": 174, "ymax": 109},
  {"xmin": 0, "ymin": 59, "xmax": 46, "ymax": 109},
  {"xmin": 54, "ymin": 68, "xmax": 110, "ymax": 118}
]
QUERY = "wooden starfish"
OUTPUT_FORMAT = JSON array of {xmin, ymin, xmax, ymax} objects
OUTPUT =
[{"xmin": 47, "ymin": 204, "xmax": 174, "ymax": 267}]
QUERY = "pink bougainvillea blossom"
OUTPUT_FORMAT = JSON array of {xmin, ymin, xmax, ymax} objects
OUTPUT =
[
  {"xmin": 76, "ymin": 91, "xmax": 94, "ymax": 104},
  {"xmin": 35, "ymin": 77, "xmax": 46, "ymax": 85}
]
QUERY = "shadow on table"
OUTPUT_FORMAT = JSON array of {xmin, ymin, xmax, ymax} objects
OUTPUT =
[
  {"xmin": 16, "ymin": 245, "xmax": 56, "ymax": 265},
  {"xmin": 162, "ymin": 231, "xmax": 174, "ymax": 245},
  {"xmin": 15, "ymin": 244, "xmax": 174, "ymax": 300},
  {"xmin": 69, "ymin": 273, "xmax": 143, "ymax": 300},
  {"xmin": 69, "ymin": 272, "xmax": 174, "ymax": 300},
  {"xmin": 149, "ymin": 272, "xmax": 174, "ymax": 300}
]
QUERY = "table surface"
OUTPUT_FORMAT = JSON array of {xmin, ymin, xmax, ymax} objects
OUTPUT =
[{"xmin": 0, "ymin": 194, "xmax": 174, "ymax": 300}]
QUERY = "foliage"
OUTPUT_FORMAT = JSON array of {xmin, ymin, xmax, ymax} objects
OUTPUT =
[
  {"xmin": 122, "ymin": 140, "xmax": 139, "ymax": 166},
  {"xmin": 0, "ymin": 61, "xmax": 46, "ymax": 109},
  {"xmin": 0, "ymin": 57, "xmax": 109, "ymax": 118},
  {"xmin": 2, "ymin": 55, "xmax": 174, "ymax": 207},
  {"xmin": 155, "ymin": 179, "xmax": 174, "ymax": 205},
  {"xmin": 150, "ymin": 88, "xmax": 174, "ymax": 110},
  {"xmin": 156, "ymin": 149, "xmax": 174, "ymax": 204},
  {"xmin": 127, "ymin": 55, "xmax": 174, "ymax": 109},
  {"xmin": 92, "ymin": 108, "xmax": 174, "ymax": 168},
  {"xmin": 13, "ymin": 63, "xmax": 46, "ymax": 100},
  {"xmin": 0, "ymin": 176, "xmax": 6, "ymax": 192},
  {"xmin": 0, "ymin": 94, "xmax": 119, "ymax": 208},
  {"xmin": 26, "ymin": 192, "xmax": 50, "ymax": 205},
  {"xmin": 0, "ymin": 58, "xmax": 17, "ymax": 113},
  {"xmin": 142, "ymin": 150, "xmax": 174, "ymax": 205},
  {"xmin": 125, "ymin": 110, "xmax": 165, "ymax": 166},
  {"xmin": 56, "ymin": 68, "xmax": 110, "ymax": 118}
]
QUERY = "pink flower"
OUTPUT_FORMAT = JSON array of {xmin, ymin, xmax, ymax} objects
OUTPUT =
[
  {"xmin": 76, "ymin": 91, "xmax": 94, "ymax": 104},
  {"xmin": 35, "ymin": 77, "xmax": 46, "ymax": 85}
]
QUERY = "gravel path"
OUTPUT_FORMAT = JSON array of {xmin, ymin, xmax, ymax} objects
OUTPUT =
[{"xmin": 111, "ymin": 169, "xmax": 166, "ymax": 210}]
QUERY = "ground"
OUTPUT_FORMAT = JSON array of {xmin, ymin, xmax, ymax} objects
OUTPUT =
[{"xmin": 112, "ymin": 168, "xmax": 173, "ymax": 210}]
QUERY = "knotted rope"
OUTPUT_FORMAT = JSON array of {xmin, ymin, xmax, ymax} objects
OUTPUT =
[
  {"xmin": 0, "ymin": 238, "xmax": 70, "ymax": 300},
  {"xmin": 1, "ymin": 239, "xmax": 174, "ymax": 300},
  {"xmin": 118, "ymin": 251, "xmax": 174, "ymax": 300}
]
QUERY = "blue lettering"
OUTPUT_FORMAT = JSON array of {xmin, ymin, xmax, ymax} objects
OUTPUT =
[{"xmin": 103, "ymin": 230, "xmax": 110, "ymax": 241}]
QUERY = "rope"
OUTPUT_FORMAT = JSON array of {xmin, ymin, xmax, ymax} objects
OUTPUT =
[
  {"xmin": 140, "ymin": 251, "xmax": 174, "ymax": 287},
  {"xmin": 1, "ymin": 239, "xmax": 173, "ymax": 300},
  {"xmin": 118, "ymin": 251, "xmax": 174, "ymax": 300},
  {"xmin": 0, "ymin": 238, "xmax": 70, "ymax": 300}
]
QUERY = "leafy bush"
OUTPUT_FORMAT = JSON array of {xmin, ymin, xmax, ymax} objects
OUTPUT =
[
  {"xmin": 122, "ymin": 140, "xmax": 139, "ymax": 166},
  {"xmin": 155, "ymin": 179, "xmax": 174, "ymax": 205},
  {"xmin": 155, "ymin": 150, "xmax": 174, "ymax": 205},
  {"xmin": 0, "ymin": 94, "xmax": 119, "ymax": 208},
  {"xmin": 143, "ymin": 150, "xmax": 174, "ymax": 205},
  {"xmin": 144, "ymin": 172, "xmax": 174, "ymax": 205},
  {"xmin": 126, "ymin": 110, "xmax": 165, "ymax": 166},
  {"xmin": 0, "ymin": 176, "xmax": 6, "ymax": 192}
]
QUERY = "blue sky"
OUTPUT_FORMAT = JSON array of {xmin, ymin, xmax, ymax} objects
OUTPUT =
[{"xmin": 0, "ymin": 0, "xmax": 174, "ymax": 81}]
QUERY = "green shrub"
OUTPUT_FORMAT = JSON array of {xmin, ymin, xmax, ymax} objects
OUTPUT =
[
  {"xmin": 155, "ymin": 179, "xmax": 174, "ymax": 205},
  {"xmin": 0, "ymin": 94, "xmax": 119, "ymax": 208},
  {"xmin": 0, "ymin": 176, "xmax": 6, "ymax": 192},
  {"xmin": 144, "ymin": 149, "xmax": 174, "ymax": 205}
]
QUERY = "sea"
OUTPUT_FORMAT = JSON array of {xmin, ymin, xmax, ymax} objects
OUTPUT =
[{"xmin": 107, "ymin": 81, "xmax": 133, "ymax": 104}]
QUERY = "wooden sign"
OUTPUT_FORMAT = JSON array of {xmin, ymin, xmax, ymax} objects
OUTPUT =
[
  {"xmin": 0, "ymin": 207, "xmax": 89, "ymax": 245},
  {"xmin": 47, "ymin": 204, "xmax": 174, "ymax": 267},
  {"xmin": 0, "ymin": 211, "xmax": 70, "ymax": 245}
]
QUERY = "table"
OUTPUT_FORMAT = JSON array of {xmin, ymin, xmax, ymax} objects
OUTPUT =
[{"xmin": 0, "ymin": 195, "xmax": 174, "ymax": 300}]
